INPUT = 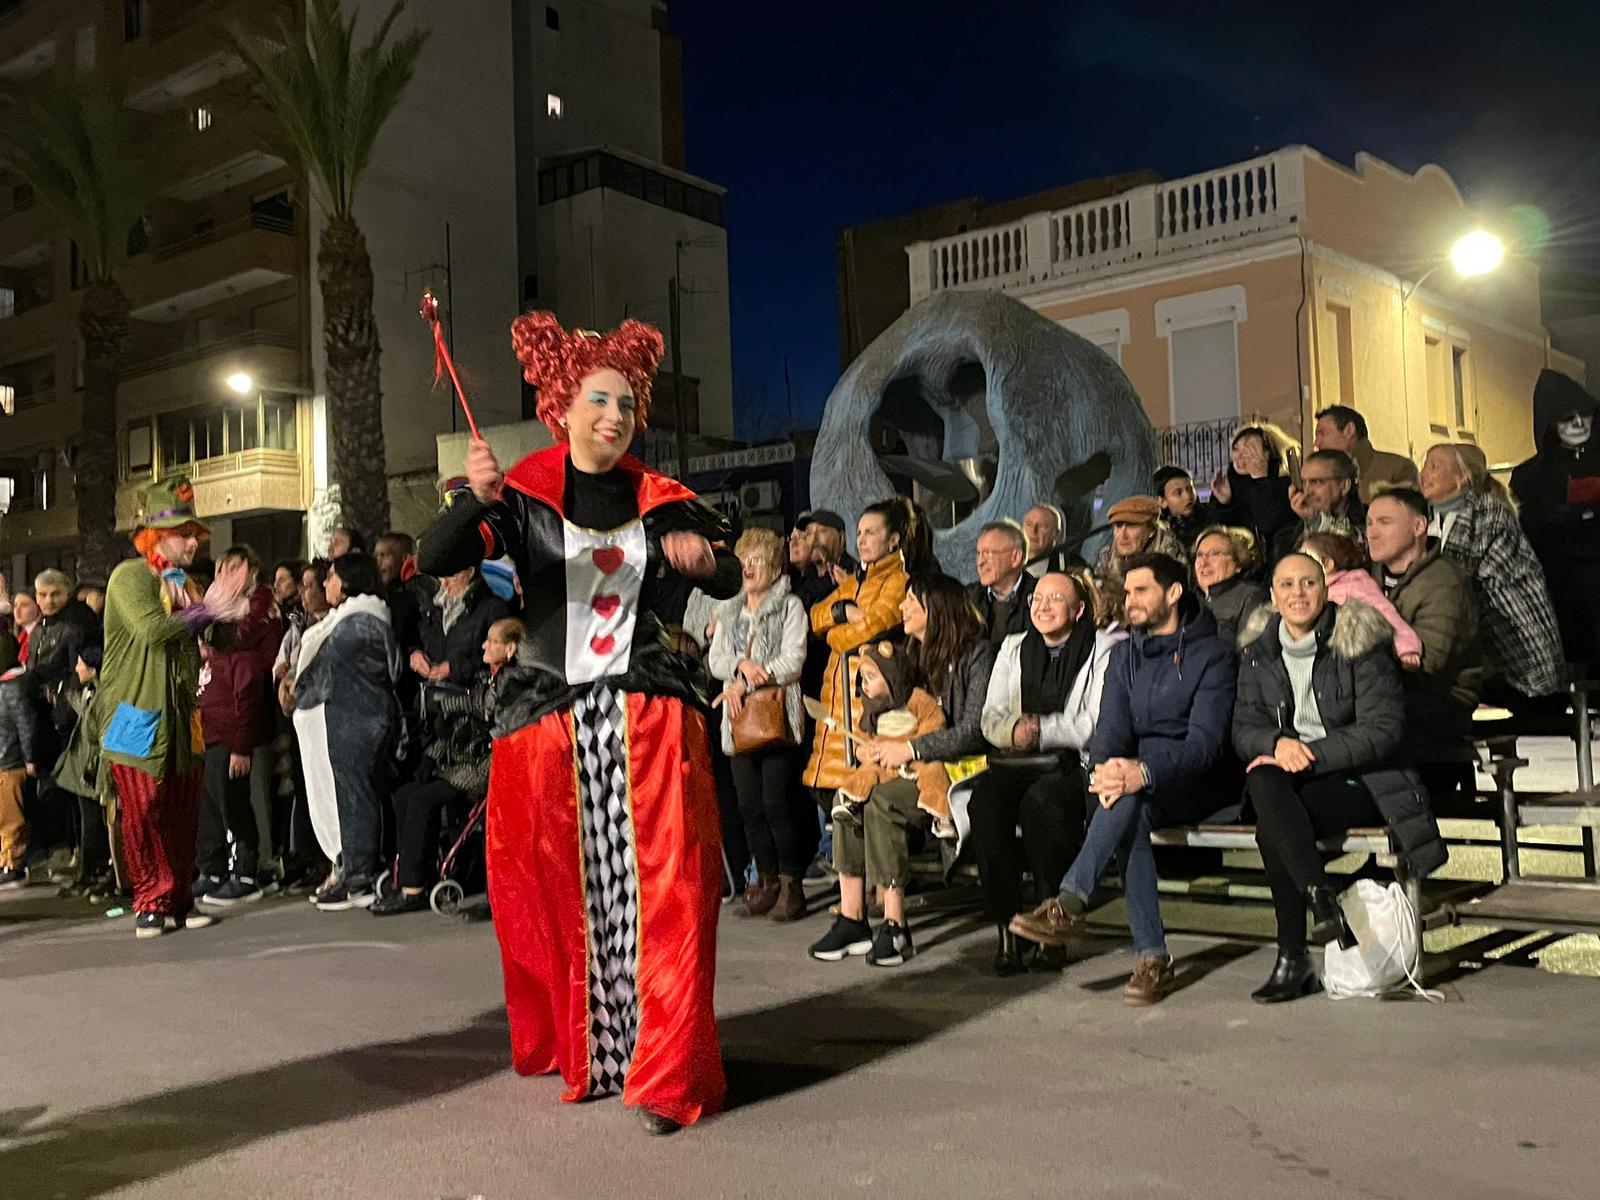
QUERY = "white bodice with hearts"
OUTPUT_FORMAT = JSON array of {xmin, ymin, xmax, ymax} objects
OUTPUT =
[{"xmin": 562, "ymin": 518, "xmax": 648, "ymax": 684}]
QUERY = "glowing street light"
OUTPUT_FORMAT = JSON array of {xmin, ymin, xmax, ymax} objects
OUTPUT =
[
  {"xmin": 226, "ymin": 371, "xmax": 254, "ymax": 395},
  {"xmin": 1449, "ymin": 229, "xmax": 1505, "ymax": 279}
]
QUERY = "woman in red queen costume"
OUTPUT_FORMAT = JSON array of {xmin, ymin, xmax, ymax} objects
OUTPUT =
[{"xmin": 418, "ymin": 313, "xmax": 740, "ymax": 1134}]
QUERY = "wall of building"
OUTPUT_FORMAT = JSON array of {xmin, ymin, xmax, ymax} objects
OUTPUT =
[
  {"xmin": 524, "ymin": 0, "xmax": 667, "ymax": 164},
  {"xmin": 537, "ymin": 185, "xmax": 732, "ymax": 437},
  {"xmin": 310, "ymin": 0, "xmax": 526, "ymax": 493}
]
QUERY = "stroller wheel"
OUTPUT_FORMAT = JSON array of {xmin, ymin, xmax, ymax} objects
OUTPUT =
[
  {"xmin": 430, "ymin": 879, "xmax": 466, "ymax": 917},
  {"xmin": 373, "ymin": 871, "xmax": 395, "ymax": 902}
]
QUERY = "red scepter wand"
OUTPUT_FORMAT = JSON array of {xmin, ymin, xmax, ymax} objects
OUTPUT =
[{"xmin": 420, "ymin": 289, "xmax": 481, "ymax": 440}]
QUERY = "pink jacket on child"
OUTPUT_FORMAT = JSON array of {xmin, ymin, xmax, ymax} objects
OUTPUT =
[{"xmin": 1325, "ymin": 569, "xmax": 1423, "ymax": 659}]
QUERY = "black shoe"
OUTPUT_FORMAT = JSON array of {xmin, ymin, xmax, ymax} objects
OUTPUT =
[
  {"xmin": 371, "ymin": 888, "xmax": 430, "ymax": 916},
  {"xmin": 640, "ymin": 1109, "xmax": 681, "ymax": 1136},
  {"xmin": 203, "ymin": 876, "xmax": 264, "ymax": 907},
  {"xmin": 829, "ymin": 796, "xmax": 864, "ymax": 828},
  {"xmin": 57, "ymin": 878, "xmax": 92, "ymax": 899},
  {"xmin": 87, "ymin": 876, "xmax": 124, "ymax": 905},
  {"xmin": 134, "ymin": 911, "xmax": 166, "ymax": 939},
  {"xmin": 803, "ymin": 854, "xmax": 838, "ymax": 883},
  {"xmin": 1251, "ymin": 949, "xmax": 1324, "ymax": 1004},
  {"xmin": 1306, "ymin": 884, "xmax": 1357, "ymax": 950},
  {"xmin": 808, "ymin": 914, "xmax": 873, "ymax": 962},
  {"xmin": 1030, "ymin": 943, "xmax": 1069, "ymax": 972},
  {"xmin": 315, "ymin": 881, "xmax": 376, "ymax": 911},
  {"xmin": 192, "ymin": 873, "xmax": 224, "ymax": 901},
  {"xmin": 993, "ymin": 925, "xmax": 1029, "ymax": 976},
  {"xmin": 0, "ymin": 867, "xmax": 29, "ymax": 890},
  {"xmin": 866, "ymin": 919, "xmax": 914, "ymax": 967}
]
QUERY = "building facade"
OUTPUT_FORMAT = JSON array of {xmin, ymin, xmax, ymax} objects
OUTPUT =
[
  {"xmin": 1, "ymin": 0, "xmax": 731, "ymax": 581},
  {"xmin": 899, "ymin": 145, "xmax": 1585, "ymax": 484}
]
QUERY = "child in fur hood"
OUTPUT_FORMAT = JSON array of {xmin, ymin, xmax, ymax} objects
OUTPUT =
[{"xmin": 830, "ymin": 640, "xmax": 957, "ymax": 839}]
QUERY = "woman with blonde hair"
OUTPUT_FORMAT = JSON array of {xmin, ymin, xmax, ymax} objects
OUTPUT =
[
  {"xmin": 1191, "ymin": 524, "xmax": 1268, "ymax": 645},
  {"xmin": 1420, "ymin": 442, "xmax": 1564, "ymax": 700},
  {"xmin": 708, "ymin": 527, "xmax": 810, "ymax": 922}
]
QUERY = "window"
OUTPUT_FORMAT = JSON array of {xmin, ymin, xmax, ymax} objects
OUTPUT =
[
  {"xmin": 1452, "ymin": 346, "xmax": 1470, "ymax": 431},
  {"xmin": 1058, "ymin": 309, "xmax": 1130, "ymax": 366},
  {"xmin": 34, "ymin": 449, "xmax": 53, "ymax": 511},
  {"xmin": 123, "ymin": 0, "xmax": 145, "ymax": 41},
  {"xmin": 126, "ymin": 421, "xmax": 152, "ymax": 475},
  {"xmin": 547, "ymin": 93, "xmax": 563, "ymax": 119},
  {"xmin": 1326, "ymin": 302, "xmax": 1354, "ymax": 409},
  {"xmin": 1424, "ymin": 336, "xmax": 1448, "ymax": 430},
  {"xmin": 522, "ymin": 273, "xmax": 538, "ymax": 303},
  {"xmin": 126, "ymin": 217, "xmax": 148, "ymax": 257},
  {"xmin": 0, "ymin": 385, "xmax": 13, "ymax": 416},
  {"xmin": 155, "ymin": 396, "xmax": 297, "ymax": 471},
  {"xmin": 69, "ymin": 241, "xmax": 88, "ymax": 290},
  {"xmin": 192, "ymin": 106, "xmax": 213, "ymax": 132},
  {"xmin": 1156, "ymin": 286, "xmax": 1247, "ymax": 426},
  {"xmin": 545, "ymin": 6, "xmax": 560, "ymax": 30},
  {"xmin": 0, "ymin": 287, "xmax": 13, "ymax": 320}
]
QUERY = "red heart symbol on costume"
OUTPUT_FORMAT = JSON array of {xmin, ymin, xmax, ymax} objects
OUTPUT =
[
  {"xmin": 590, "ymin": 634, "xmax": 616, "ymax": 656},
  {"xmin": 591, "ymin": 593, "xmax": 621, "ymax": 619},
  {"xmin": 592, "ymin": 546, "xmax": 625, "ymax": 576}
]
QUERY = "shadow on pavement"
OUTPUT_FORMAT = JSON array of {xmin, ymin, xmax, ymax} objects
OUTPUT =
[
  {"xmin": 720, "ymin": 943, "xmax": 1060, "ymax": 1112},
  {"xmin": 0, "ymin": 1010, "xmax": 512, "ymax": 1200}
]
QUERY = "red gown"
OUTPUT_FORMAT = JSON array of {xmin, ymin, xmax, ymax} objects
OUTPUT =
[{"xmin": 426, "ymin": 446, "xmax": 730, "ymax": 1126}]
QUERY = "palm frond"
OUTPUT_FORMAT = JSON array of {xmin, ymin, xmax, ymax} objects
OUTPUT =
[
  {"xmin": 0, "ymin": 77, "xmax": 169, "ymax": 282},
  {"xmin": 231, "ymin": 0, "xmax": 428, "ymax": 220}
]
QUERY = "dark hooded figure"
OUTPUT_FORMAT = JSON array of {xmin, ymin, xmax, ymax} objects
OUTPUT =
[{"xmin": 1511, "ymin": 370, "xmax": 1600, "ymax": 672}]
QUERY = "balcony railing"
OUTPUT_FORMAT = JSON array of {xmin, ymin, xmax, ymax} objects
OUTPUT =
[
  {"xmin": 125, "ymin": 328, "xmax": 298, "ymax": 378},
  {"xmin": 910, "ymin": 148, "xmax": 1306, "ymax": 302},
  {"xmin": 150, "ymin": 210, "xmax": 296, "ymax": 262},
  {"xmin": 185, "ymin": 446, "xmax": 300, "ymax": 480},
  {"xmin": 1155, "ymin": 414, "xmax": 1271, "ymax": 486}
]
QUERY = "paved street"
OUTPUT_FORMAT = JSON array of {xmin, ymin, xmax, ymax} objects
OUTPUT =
[{"xmin": 2, "ymin": 738, "xmax": 1598, "ymax": 1199}]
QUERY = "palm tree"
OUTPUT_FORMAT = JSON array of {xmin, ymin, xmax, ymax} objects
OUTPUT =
[
  {"xmin": 0, "ymin": 78, "xmax": 166, "ymax": 582},
  {"xmin": 232, "ymin": 0, "xmax": 427, "ymax": 540}
]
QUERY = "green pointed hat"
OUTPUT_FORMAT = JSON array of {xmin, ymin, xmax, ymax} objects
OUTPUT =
[{"xmin": 135, "ymin": 474, "xmax": 208, "ymax": 533}]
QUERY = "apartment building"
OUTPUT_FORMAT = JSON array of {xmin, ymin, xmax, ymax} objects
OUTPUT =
[
  {"xmin": 892, "ymin": 145, "xmax": 1585, "ymax": 483},
  {"xmin": 0, "ymin": 0, "xmax": 731, "ymax": 579}
]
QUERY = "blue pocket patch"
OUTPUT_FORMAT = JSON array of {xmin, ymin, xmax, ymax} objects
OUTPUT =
[{"xmin": 102, "ymin": 703, "xmax": 161, "ymax": 758}]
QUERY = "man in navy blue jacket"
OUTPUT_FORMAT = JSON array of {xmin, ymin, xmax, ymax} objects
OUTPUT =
[{"xmin": 1011, "ymin": 552, "xmax": 1237, "ymax": 1005}]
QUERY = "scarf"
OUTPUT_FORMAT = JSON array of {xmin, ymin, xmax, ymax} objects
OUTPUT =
[
  {"xmin": 1019, "ymin": 615, "xmax": 1096, "ymax": 715},
  {"xmin": 434, "ymin": 582, "xmax": 468, "ymax": 635}
]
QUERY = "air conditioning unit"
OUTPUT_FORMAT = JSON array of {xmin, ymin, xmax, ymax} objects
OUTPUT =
[{"xmin": 740, "ymin": 480, "xmax": 780, "ymax": 512}]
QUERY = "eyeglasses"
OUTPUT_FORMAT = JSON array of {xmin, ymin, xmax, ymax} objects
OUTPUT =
[
  {"xmin": 1031, "ymin": 592, "xmax": 1073, "ymax": 605},
  {"xmin": 975, "ymin": 548, "xmax": 1019, "ymax": 560},
  {"xmin": 1194, "ymin": 549, "xmax": 1233, "ymax": 561}
]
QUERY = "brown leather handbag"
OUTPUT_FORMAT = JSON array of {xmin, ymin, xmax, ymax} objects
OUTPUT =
[{"xmin": 730, "ymin": 634, "xmax": 797, "ymax": 755}]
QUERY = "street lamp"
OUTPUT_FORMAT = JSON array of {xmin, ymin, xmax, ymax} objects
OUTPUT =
[{"xmin": 225, "ymin": 371, "xmax": 254, "ymax": 396}]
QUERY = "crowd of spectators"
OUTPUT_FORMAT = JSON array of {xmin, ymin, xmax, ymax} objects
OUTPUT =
[{"xmin": 2, "ymin": 377, "xmax": 1596, "ymax": 1005}]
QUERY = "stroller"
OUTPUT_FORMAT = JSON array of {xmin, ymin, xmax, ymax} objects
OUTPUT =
[{"xmin": 375, "ymin": 679, "xmax": 494, "ymax": 917}]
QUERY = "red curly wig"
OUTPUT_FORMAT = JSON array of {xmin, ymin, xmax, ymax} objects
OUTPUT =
[{"xmin": 510, "ymin": 311, "xmax": 665, "ymax": 440}]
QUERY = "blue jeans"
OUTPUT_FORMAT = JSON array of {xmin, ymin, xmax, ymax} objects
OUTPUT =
[{"xmin": 1059, "ymin": 790, "xmax": 1167, "ymax": 959}]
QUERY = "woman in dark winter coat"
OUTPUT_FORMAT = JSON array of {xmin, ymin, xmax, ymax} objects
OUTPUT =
[
  {"xmin": 1192, "ymin": 525, "xmax": 1268, "ymax": 644},
  {"xmin": 1233, "ymin": 553, "xmax": 1422, "ymax": 1004},
  {"xmin": 808, "ymin": 571, "xmax": 996, "ymax": 969},
  {"xmin": 290, "ymin": 552, "xmax": 401, "ymax": 911},
  {"xmin": 1205, "ymin": 425, "xmax": 1300, "ymax": 555}
]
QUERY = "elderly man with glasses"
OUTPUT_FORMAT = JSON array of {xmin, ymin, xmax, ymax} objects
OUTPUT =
[{"xmin": 967, "ymin": 519, "xmax": 1035, "ymax": 642}]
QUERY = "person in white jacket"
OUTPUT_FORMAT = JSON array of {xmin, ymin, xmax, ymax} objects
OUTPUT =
[{"xmin": 966, "ymin": 569, "xmax": 1125, "ymax": 975}]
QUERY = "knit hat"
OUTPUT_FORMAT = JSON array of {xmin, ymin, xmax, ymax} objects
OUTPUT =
[
  {"xmin": 1105, "ymin": 495, "xmax": 1161, "ymax": 526},
  {"xmin": 134, "ymin": 474, "xmax": 207, "ymax": 533}
]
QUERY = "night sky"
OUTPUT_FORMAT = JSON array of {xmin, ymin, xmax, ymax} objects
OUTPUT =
[{"xmin": 671, "ymin": 0, "xmax": 1600, "ymax": 441}]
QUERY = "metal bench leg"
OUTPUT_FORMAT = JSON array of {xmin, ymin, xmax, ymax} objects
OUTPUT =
[
  {"xmin": 1399, "ymin": 865, "xmax": 1426, "ymax": 967},
  {"xmin": 1578, "ymin": 692, "xmax": 1596, "ymax": 878},
  {"xmin": 1495, "ymin": 758, "xmax": 1521, "ymax": 883}
]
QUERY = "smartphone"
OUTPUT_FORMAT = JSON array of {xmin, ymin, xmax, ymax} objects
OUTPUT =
[{"xmin": 1287, "ymin": 447, "xmax": 1303, "ymax": 490}]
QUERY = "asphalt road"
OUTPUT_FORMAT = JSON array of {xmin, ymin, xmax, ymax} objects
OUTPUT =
[{"xmin": 3, "ymin": 735, "xmax": 1598, "ymax": 1198}]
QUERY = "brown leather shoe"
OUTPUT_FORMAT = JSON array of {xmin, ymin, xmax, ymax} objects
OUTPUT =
[
  {"xmin": 771, "ymin": 874, "xmax": 807, "ymax": 922},
  {"xmin": 1007, "ymin": 897, "xmax": 1084, "ymax": 947},
  {"xmin": 1122, "ymin": 954, "xmax": 1174, "ymax": 1006},
  {"xmin": 741, "ymin": 875, "xmax": 780, "ymax": 918}
]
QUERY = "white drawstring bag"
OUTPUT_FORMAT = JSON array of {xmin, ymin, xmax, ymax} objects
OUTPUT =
[{"xmin": 1322, "ymin": 879, "xmax": 1441, "ymax": 1001}]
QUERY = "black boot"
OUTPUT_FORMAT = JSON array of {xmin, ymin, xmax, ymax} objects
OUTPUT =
[
  {"xmin": 993, "ymin": 924, "xmax": 1029, "ymax": 976},
  {"xmin": 640, "ymin": 1108, "xmax": 682, "ymax": 1136},
  {"xmin": 1306, "ymin": 884, "xmax": 1357, "ymax": 949},
  {"xmin": 1251, "ymin": 948, "xmax": 1323, "ymax": 1004}
]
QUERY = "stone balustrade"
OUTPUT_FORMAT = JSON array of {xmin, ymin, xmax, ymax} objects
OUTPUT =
[{"xmin": 908, "ymin": 148, "xmax": 1306, "ymax": 303}]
